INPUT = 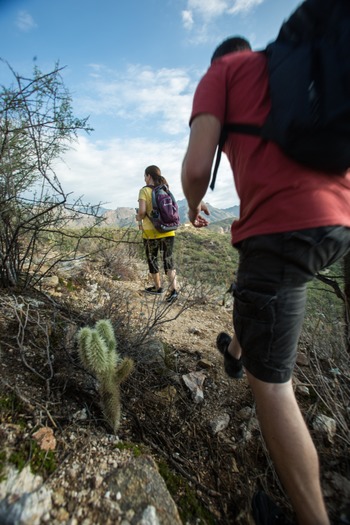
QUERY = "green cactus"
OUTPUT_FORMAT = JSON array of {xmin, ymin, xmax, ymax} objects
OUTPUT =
[
  {"xmin": 76, "ymin": 319, "xmax": 134, "ymax": 433},
  {"xmin": 95, "ymin": 319, "xmax": 119, "ymax": 363}
]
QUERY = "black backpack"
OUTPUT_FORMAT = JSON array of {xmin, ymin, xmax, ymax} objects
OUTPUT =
[
  {"xmin": 210, "ymin": 0, "xmax": 350, "ymax": 190},
  {"xmin": 145, "ymin": 184, "xmax": 180, "ymax": 233}
]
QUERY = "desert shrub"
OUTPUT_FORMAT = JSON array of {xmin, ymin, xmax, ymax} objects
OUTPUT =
[
  {"xmin": 0, "ymin": 61, "xmax": 96, "ymax": 290},
  {"xmin": 175, "ymin": 228, "xmax": 238, "ymax": 289}
]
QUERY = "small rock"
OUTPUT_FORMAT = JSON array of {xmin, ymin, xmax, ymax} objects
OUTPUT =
[
  {"xmin": 209, "ymin": 413, "xmax": 230, "ymax": 434},
  {"xmin": 154, "ymin": 386, "xmax": 177, "ymax": 403},
  {"xmin": 246, "ymin": 417, "xmax": 260, "ymax": 432},
  {"xmin": 313, "ymin": 414, "xmax": 336, "ymax": 443},
  {"xmin": 296, "ymin": 385, "xmax": 310, "ymax": 396},
  {"xmin": 182, "ymin": 371, "xmax": 206, "ymax": 404},
  {"xmin": 241, "ymin": 426, "xmax": 253, "ymax": 442},
  {"xmin": 56, "ymin": 507, "xmax": 70, "ymax": 521},
  {"xmin": 139, "ymin": 505, "xmax": 160, "ymax": 525},
  {"xmin": 197, "ymin": 359, "xmax": 212, "ymax": 369},
  {"xmin": 230, "ymin": 456, "xmax": 240, "ymax": 473},
  {"xmin": 52, "ymin": 490, "xmax": 65, "ymax": 506},
  {"xmin": 237, "ymin": 406, "xmax": 254, "ymax": 420},
  {"xmin": 42, "ymin": 275, "xmax": 59, "ymax": 288},
  {"xmin": 92, "ymin": 474, "xmax": 104, "ymax": 489},
  {"xmin": 296, "ymin": 353, "xmax": 309, "ymax": 366},
  {"xmin": 0, "ymin": 467, "xmax": 52, "ymax": 525},
  {"xmin": 68, "ymin": 466, "xmax": 79, "ymax": 480},
  {"xmin": 32, "ymin": 427, "xmax": 56, "ymax": 451},
  {"xmin": 72, "ymin": 408, "xmax": 88, "ymax": 421}
]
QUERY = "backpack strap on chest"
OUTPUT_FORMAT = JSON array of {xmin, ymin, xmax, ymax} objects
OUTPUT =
[{"xmin": 210, "ymin": 124, "xmax": 262, "ymax": 191}]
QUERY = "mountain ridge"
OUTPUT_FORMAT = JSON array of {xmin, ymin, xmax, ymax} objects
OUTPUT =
[{"xmin": 97, "ymin": 199, "xmax": 239, "ymax": 228}]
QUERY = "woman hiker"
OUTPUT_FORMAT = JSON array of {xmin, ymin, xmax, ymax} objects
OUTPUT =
[{"xmin": 136, "ymin": 165, "xmax": 178, "ymax": 303}]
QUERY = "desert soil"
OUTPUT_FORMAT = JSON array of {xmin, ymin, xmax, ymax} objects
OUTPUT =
[{"xmin": 0, "ymin": 269, "xmax": 349, "ymax": 525}]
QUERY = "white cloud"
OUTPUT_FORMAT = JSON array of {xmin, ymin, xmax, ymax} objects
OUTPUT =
[
  {"xmin": 16, "ymin": 11, "xmax": 37, "ymax": 32},
  {"xmin": 228, "ymin": 0, "xmax": 264, "ymax": 15},
  {"xmin": 181, "ymin": 10, "xmax": 194, "ymax": 30},
  {"xmin": 182, "ymin": 0, "xmax": 264, "ymax": 33},
  {"xmin": 55, "ymin": 134, "xmax": 239, "ymax": 211},
  {"xmin": 77, "ymin": 64, "xmax": 197, "ymax": 136},
  {"xmin": 55, "ymin": 135, "xmax": 188, "ymax": 209},
  {"xmin": 186, "ymin": 0, "xmax": 227, "ymax": 19},
  {"xmin": 56, "ymin": 62, "xmax": 239, "ymax": 212}
]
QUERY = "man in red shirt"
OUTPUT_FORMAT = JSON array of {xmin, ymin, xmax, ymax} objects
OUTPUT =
[{"xmin": 181, "ymin": 36, "xmax": 350, "ymax": 525}]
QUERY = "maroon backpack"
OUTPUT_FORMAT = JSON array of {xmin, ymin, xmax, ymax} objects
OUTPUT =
[{"xmin": 146, "ymin": 184, "xmax": 180, "ymax": 232}]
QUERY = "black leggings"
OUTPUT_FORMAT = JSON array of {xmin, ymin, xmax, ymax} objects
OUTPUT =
[{"xmin": 143, "ymin": 237, "xmax": 175, "ymax": 274}]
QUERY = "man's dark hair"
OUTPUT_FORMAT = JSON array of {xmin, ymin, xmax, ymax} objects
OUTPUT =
[{"xmin": 211, "ymin": 36, "xmax": 251, "ymax": 63}]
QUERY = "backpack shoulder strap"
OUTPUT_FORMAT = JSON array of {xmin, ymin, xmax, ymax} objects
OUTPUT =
[
  {"xmin": 142, "ymin": 185, "xmax": 156, "ymax": 222},
  {"xmin": 209, "ymin": 124, "xmax": 262, "ymax": 190},
  {"xmin": 210, "ymin": 128, "xmax": 228, "ymax": 191}
]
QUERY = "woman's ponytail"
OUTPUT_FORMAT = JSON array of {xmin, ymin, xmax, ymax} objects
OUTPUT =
[{"xmin": 145, "ymin": 165, "xmax": 169, "ymax": 188}]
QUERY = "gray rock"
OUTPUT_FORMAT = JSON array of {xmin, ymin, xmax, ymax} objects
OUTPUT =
[
  {"xmin": 0, "ymin": 466, "xmax": 52, "ymax": 525},
  {"xmin": 182, "ymin": 371, "xmax": 206, "ymax": 404},
  {"xmin": 209, "ymin": 413, "xmax": 230, "ymax": 434},
  {"xmin": 313, "ymin": 414, "xmax": 337, "ymax": 444},
  {"xmin": 107, "ymin": 456, "xmax": 182, "ymax": 525}
]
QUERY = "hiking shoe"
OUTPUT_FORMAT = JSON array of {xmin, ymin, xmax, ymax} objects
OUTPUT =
[
  {"xmin": 145, "ymin": 286, "xmax": 163, "ymax": 295},
  {"xmin": 165, "ymin": 289, "xmax": 178, "ymax": 303},
  {"xmin": 216, "ymin": 332, "xmax": 243, "ymax": 379},
  {"xmin": 252, "ymin": 491, "xmax": 293, "ymax": 525}
]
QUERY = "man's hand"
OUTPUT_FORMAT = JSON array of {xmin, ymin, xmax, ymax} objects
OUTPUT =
[{"xmin": 188, "ymin": 201, "xmax": 210, "ymax": 228}]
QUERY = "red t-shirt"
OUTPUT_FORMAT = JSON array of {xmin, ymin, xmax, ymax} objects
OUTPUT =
[{"xmin": 191, "ymin": 50, "xmax": 350, "ymax": 245}]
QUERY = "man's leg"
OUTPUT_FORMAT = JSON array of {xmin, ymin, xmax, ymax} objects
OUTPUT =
[
  {"xmin": 227, "ymin": 333, "xmax": 242, "ymax": 360},
  {"xmin": 247, "ymin": 371, "xmax": 329, "ymax": 525},
  {"xmin": 228, "ymin": 228, "xmax": 350, "ymax": 523}
]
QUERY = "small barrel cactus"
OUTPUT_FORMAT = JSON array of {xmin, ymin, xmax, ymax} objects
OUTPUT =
[{"xmin": 77, "ymin": 319, "xmax": 134, "ymax": 433}]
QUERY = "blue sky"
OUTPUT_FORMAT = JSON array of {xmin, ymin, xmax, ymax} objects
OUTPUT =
[{"xmin": 1, "ymin": 0, "xmax": 301, "ymax": 210}]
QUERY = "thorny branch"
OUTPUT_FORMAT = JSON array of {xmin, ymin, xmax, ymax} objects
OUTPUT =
[{"xmin": 12, "ymin": 294, "xmax": 54, "ymax": 395}]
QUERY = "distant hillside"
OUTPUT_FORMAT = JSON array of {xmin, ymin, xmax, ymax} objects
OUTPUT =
[
  {"xmin": 207, "ymin": 217, "xmax": 233, "ymax": 233},
  {"xmin": 177, "ymin": 199, "xmax": 239, "ymax": 225},
  {"xmin": 65, "ymin": 200, "xmax": 239, "ymax": 228}
]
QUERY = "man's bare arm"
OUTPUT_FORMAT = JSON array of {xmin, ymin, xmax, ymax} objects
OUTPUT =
[{"xmin": 181, "ymin": 114, "xmax": 221, "ymax": 226}]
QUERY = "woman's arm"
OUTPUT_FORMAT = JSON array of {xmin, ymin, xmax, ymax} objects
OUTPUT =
[{"xmin": 136, "ymin": 199, "xmax": 146, "ymax": 221}]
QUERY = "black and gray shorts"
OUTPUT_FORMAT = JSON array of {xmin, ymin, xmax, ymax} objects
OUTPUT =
[{"xmin": 233, "ymin": 226, "xmax": 350, "ymax": 383}]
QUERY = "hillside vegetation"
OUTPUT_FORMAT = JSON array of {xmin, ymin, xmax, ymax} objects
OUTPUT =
[{"xmin": 0, "ymin": 225, "xmax": 349, "ymax": 525}]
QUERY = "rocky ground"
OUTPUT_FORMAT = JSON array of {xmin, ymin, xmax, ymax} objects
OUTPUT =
[{"xmin": 0, "ymin": 258, "xmax": 349, "ymax": 524}]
